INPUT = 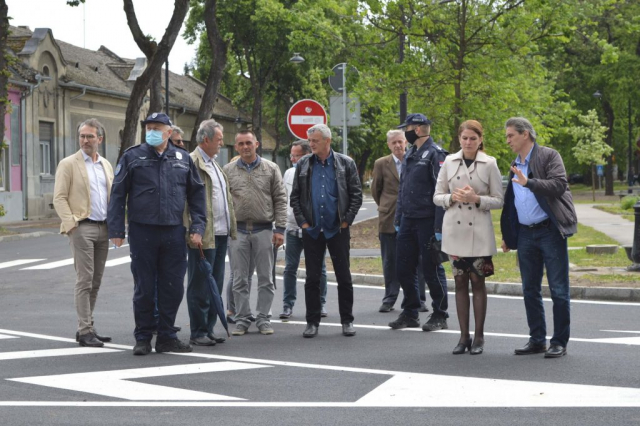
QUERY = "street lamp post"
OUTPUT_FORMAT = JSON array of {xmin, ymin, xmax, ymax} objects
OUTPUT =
[{"xmin": 628, "ymin": 98, "xmax": 634, "ymax": 193}]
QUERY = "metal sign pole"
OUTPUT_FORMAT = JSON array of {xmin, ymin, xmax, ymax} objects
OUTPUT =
[{"xmin": 342, "ymin": 63, "xmax": 348, "ymax": 155}]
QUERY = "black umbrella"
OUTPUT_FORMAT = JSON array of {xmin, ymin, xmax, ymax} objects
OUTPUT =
[{"xmin": 197, "ymin": 246, "xmax": 230, "ymax": 337}]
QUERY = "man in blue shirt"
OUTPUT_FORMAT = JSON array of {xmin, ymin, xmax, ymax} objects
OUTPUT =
[
  {"xmin": 501, "ymin": 117, "xmax": 577, "ymax": 359},
  {"xmin": 290, "ymin": 124, "xmax": 363, "ymax": 338}
]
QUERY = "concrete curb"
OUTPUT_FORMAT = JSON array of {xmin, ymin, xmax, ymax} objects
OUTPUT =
[
  {"xmin": 0, "ymin": 231, "xmax": 55, "ymax": 243},
  {"xmin": 275, "ymin": 266, "xmax": 640, "ymax": 303}
]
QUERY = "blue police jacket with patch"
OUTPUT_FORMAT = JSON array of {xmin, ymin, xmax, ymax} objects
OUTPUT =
[
  {"xmin": 394, "ymin": 137, "xmax": 448, "ymax": 231},
  {"xmin": 107, "ymin": 142, "xmax": 207, "ymax": 238}
]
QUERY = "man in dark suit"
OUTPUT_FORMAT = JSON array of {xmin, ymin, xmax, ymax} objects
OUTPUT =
[{"xmin": 371, "ymin": 129, "xmax": 427, "ymax": 313}]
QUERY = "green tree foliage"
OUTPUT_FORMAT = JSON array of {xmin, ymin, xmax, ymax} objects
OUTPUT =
[{"xmin": 569, "ymin": 108, "xmax": 613, "ymax": 200}]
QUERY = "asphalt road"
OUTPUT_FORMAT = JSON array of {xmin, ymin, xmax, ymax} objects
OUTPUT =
[{"xmin": 1, "ymin": 230, "xmax": 639, "ymax": 426}]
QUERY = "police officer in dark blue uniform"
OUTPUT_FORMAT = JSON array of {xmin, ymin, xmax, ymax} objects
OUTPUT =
[
  {"xmin": 388, "ymin": 113, "xmax": 450, "ymax": 332},
  {"xmin": 108, "ymin": 112, "xmax": 207, "ymax": 356}
]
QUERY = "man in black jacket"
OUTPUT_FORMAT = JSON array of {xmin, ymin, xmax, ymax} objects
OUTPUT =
[{"xmin": 290, "ymin": 124, "xmax": 363, "ymax": 338}]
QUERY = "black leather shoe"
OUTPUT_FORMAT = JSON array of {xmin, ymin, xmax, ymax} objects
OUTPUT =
[
  {"xmin": 303, "ymin": 323, "xmax": 318, "ymax": 338},
  {"xmin": 378, "ymin": 304, "xmax": 394, "ymax": 313},
  {"xmin": 189, "ymin": 336, "xmax": 215, "ymax": 346},
  {"xmin": 156, "ymin": 338, "xmax": 192, "ymax": 353},
  {"xmin": 208, "ymin": 333, "xmax": 226, "ymax": 344},
  {"xmin": 76, "ymin": 330, "xmax": 111, "ymax": 342},
  {"xmin": 342, "ymin": 323, "xmax": 356, "ymax": 337},
  {"xmin": 452, "ymin": 338, "xmax": 472, "ymax": 355},
  {"xmin": 78, "ymin": 332, "xmax": 104, "ymax": 348},
  {"xmin": 133, "ymin": 340, "xmax": 152, "ymax": 356},
  {"xmin": 544, "ymin": 345, "xmax": 567, "ymax": 358},
  {"xmin": 94, "ymin": 330, "xmax": 112, "ymax": 342},
  {"xmin": 514, "ymin": 342, "xmax": 547, "ymax": 355},
  {"xmin": 470, "ymin": 338, "xmax": 484, "ymax": 355},
  {"xmin": 174, "ymin": 326, "xmax": 182, "ymax": 332}
]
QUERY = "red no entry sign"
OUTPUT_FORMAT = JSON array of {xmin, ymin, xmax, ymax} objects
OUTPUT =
[{"xmin": 287, "ymin": 99, "xmax": 327, "ymax": 140}]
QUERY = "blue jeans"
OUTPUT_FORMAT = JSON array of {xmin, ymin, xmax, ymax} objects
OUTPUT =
[
  {"xmin": 283, "ymin": 231, "xmax": 327, "ymax": 309},
  {"xmin": 380, "ymin": 232, "xmax": 426, "ymax": 306},
  {"xmin": 186, "ymin": 236, "xmax": 228, "ymax": 338},
  {"xmin": 517, "ymin": 223, "xmax": 571, "ymax": 347},
  {"xmin": 396, "ymin": 216, "xmax": 448, "ymax": 318}
]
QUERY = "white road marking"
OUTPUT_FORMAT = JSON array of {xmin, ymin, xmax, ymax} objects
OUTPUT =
[
  {"xmin": 269, "ymin": 320, "xmax": 640, "ymax": 345},
  {"xmin": 21, "ymin": 258, "xmax": 74, "ymax": 270},
  {"xmin": 104, "ymin": 256, "xmax": 131, "ymax": 267},
  {"xmin": 601, "ymin": 330, "xmax": 640, "ymax": 334},
  {"xmin": 109, "ymin": 244, "xmax": 129, "ymax": 250},
  {"xmin": 0, "ymin": 259, "xmax": 46, "ymax": 269},
  {"xmin": 0, "ymin": 334, "xmax": 18, "ymax": 340},
  {"xmin": 355, "ymin": 372, "xmax": 640, "ymax": 408},
  {"xmin": 0, "ymin": 347, "xmax": 121, "ymax": 361},
  {"xmin": 0, "ymin": 329, "xmax": 639, "ymax": 407},
  {"xmin": 10, "ymin": 362, "xmax": 268, "ymax": 401}
]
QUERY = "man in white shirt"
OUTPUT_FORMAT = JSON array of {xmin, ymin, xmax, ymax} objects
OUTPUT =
[
  {"xmin": 53, "ymin": 118, "xmax": 114, "ymax": 348},
  {"xmin": 185, "ymin": 119, "xmax": 237, "ymax": 346},
  {"xmin": 280, "ymin": 140, "xmax": 328, "ymax": 319}
]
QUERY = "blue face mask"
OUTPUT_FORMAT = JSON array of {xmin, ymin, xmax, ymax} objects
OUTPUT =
[{"xmin": 146, "ymin": 130, "xmax": 165, "ymax": 147}]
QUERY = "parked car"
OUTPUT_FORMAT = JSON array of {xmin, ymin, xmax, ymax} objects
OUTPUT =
[{"xmin": 568, "ymin": 173, "xmax": 584, "ymax": 184}]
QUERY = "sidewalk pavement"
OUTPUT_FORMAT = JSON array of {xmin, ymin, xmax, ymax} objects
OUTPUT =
[{"xmin": 573, "ymin": 203, "xmax": 635, "ymax": 246}]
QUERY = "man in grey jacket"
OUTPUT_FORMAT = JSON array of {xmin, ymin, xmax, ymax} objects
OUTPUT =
[
  {"xmin": 500, "ymin": 117, "xmax": 577, "ymax": 359},
  {"xmin": 223, "ymin": 130, "xmax": 287, "ymax": 336}
]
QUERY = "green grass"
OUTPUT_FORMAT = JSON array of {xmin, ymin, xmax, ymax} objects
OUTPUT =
[
  {"xmin": 0, "ymin": 226, "xmax": 15, "ymax": 236},
  {"xmin": 488, "ymin": 210, "xmax": 617, "ymax": 247},
  {"xmin": 592, "ymin": 204, "xmax": 634, "ymax": 222},
  {"xmin": 344, "ymin": 248, "xmax": 632, "ymax": 285},
  {"xmin": 569, "ymin": 182, "xmax": 631, "ymax": 193}
]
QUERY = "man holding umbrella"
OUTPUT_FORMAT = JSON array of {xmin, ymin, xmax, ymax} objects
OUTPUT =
[{"xmin": 185, "ymin": 119, "xmax": 237, "ymax": 346}]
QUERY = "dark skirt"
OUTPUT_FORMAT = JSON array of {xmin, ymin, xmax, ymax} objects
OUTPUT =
[{"xmin": 450, "ymin": 256, "xmax": 494, "ymax": 278}]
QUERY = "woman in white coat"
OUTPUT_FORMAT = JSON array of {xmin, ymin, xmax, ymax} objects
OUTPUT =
[{"xmin": 434, "ymin": 120, "xmax": 503, "ymax": 355}]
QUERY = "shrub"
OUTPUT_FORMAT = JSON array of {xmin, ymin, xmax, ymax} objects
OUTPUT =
[
  {"xmin": 0, "ymin": 204, "xmax": 5, "ymax": 217},
  {"xmin": 620, "ymin": 196, "xmax": 639, "ymax": 210}
]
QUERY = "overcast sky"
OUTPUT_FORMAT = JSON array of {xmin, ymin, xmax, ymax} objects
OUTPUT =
[{"xmin": 7, "ymin": 0, "xmax": 197, "ymax": 75}]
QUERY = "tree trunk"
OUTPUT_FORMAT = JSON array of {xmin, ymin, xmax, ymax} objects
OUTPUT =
[
  {"xmin": 149, "ymin": 69, "xmax": 164, "ymax": 113},
  {"xmin": 118, "ymin": 0, "xmax": 189, "ymax": 162},
  {"xmin": 356, "ymin": 149, "xmax": 371, "ymax": 186},
  {"xmin": 252, "ymin": 89, "xmax": 263, "ymax": 155},
  {"xmin": 0, "ymin": 0, "xmax": 9, "ymax": 149},
  {"xmin": 189, "ymin": 0, "xmax": 228, "ymax": 145},
  {"xmin": 450, "ymin": 2, "xmax": 467, "ymax": 153},
  {"xmin": 603, "ymin": 99, "xmax": 615, "ymax": 196}
]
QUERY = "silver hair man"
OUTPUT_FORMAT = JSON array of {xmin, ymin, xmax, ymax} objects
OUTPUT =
[
  {"xmin": 196, "ymin": 119, "xmax": 224, "ymax": 144},
  {"xmin": 307, "ymin": 123, "xmax": 332, "ymax": 139},
  {"xmin": 505, "ymin": 117, "xmax": 537, "ymax": 142}
]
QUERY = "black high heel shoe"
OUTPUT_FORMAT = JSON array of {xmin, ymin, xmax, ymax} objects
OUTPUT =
[
  {"xmin": 452, "ymin": 338, "xmax": 472, "ymax": 355},
  {"xmin": 470, "ymin": 338, "xmax": 484, "ymax": 355}
]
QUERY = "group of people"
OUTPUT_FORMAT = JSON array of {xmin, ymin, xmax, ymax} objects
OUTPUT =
[
  {"xmin": 371, "ymin": 114, "xmax": 576, "ymax": 358},
  {"xmin": 53, "ymin": 109, "xmax": 576, "ymax": 359},
  {"xmin": 53, "ymin": 113, "xmax": 362, "ymax": 355}
]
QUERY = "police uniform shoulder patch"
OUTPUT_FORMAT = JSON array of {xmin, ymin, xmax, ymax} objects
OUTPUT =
[
  {"xmin": 115, "ymin": 164, "xmax": 122, "ymax": 175},
  {"xmin": 422, "ymin": 151, "xmax": 428, "ymax": 159},
  {"xmin": 176, "ymin": 152, "xmax": 182, "ymax": 160}
]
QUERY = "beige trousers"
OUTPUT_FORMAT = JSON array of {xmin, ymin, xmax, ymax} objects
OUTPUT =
[{"xmin": 69, "ymin": 222, "xmax": 109, "ymax": 335}]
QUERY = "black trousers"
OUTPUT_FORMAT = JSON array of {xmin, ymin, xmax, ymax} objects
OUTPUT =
[{"xmin": 302, "ymin": 228, "xmax": 353, "ymax": 325}]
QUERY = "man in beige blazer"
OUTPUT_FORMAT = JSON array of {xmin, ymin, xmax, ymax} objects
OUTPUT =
[
  {"xmin": 371, "ymin": 130, "xmax": 427, "ymax": 313},
  {"xmin": 53, "ymin": 118, "xmax": 114, "ymax": 348}
]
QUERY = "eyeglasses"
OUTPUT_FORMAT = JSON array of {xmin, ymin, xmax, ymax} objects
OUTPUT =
[
  {"xmin": 79, "ymin": 134, "xmax": 97, "ymax": 140},
  {"xmin": 290, "ymin": 154, "xmax": 303, "ymax": 159}
]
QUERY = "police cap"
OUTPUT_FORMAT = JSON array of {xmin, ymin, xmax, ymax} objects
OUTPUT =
[{"xmin": 397, "ymin": 113, "xmax": 432, "ymax": 129}]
